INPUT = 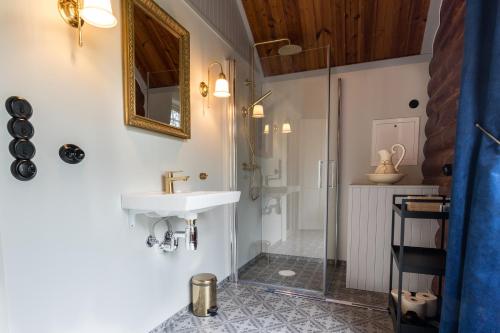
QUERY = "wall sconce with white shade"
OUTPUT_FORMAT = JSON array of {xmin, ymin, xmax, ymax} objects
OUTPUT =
[
  {"xmin": 282, "ymin": 122, "xmax": 292, "ymax": 134},
  {"xmin": 252, "ymin": 105, "xmax": 264, "ymax": 118},
  {"xmin": 199, "ymin": 62, "xmax": 230, "ymax": 108},
  {"xmin": 241, "ymin": 90, "xmax": 271, "ymax": 119},
  {"xmin": 58, "ymin": 0, "xmax": 117, "ymax": 47},
  {"xmin": 263, "ymin": 124, "xmax": 270, "ymax": 134}
]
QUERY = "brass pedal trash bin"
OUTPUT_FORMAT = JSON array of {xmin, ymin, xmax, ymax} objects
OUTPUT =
[{"xmin": 191, "ymin": 273, "xmax": 218, "ymax": 317}]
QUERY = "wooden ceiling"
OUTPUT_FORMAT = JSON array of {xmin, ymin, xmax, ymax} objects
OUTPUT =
[
  {"xmin": 134, "ymin": 4, "xmax": 179, "ymax": 88},
  {"xmin": 241, "ymin": 0, "xmax": 431, "ymax": 76}
]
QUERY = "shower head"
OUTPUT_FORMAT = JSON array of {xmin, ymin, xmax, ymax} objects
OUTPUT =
[
  {"xmin": 278, "ymin": 44, "xmax": 302, "ymax": 56},
  {"xmin": 253, "ymin": 38, "xmax": 302, "ymax": 56}
]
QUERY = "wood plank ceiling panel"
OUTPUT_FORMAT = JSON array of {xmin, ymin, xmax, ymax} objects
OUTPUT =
[
  {"xmin": 241, "ymin": 0, "xmax": 431, "ymax": 76},
  {"xmin": 134, "ymin": 3, "xmax": 180, "ymax": 88}
]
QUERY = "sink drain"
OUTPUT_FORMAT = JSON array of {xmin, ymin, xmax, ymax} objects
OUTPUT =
[{"xmin": 278, "ymin": 270, "xmax": 296, "ymax": 277}]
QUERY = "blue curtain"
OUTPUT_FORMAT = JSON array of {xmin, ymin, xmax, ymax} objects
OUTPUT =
[{"xmin": 440, "ymin": 1, "xmax": 500, "ymax": 332}]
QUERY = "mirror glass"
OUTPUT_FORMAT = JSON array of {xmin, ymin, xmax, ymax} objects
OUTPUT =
[
  {"xmin": 123, "ymin": 0, "xmax": 190, "ymax": 139},
  {"xmin": 134, "ymin": 3, "xmax": 181, "ymax": 128}
]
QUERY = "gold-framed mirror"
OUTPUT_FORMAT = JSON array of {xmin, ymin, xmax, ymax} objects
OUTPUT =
[{"xmin": 122, "ymin": 0, "xmax": 190, "ymax": 139}]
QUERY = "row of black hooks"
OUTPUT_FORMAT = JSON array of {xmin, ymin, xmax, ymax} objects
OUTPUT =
[{"xmin": 5, "ymin": 96, "xmax": 85, "ymax": 181}]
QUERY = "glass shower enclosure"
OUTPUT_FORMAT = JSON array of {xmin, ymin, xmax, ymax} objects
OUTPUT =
[{"xmin": 235, "ymin": 46, "xmax": 336, "ymax": 296}]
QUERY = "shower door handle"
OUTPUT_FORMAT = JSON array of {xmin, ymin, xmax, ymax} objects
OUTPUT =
[
  {"xmin": 328, "ymin": 160, "xmax": 336, "ymax": 189},
  {"xmin": 317, "ymin": 160, "xmax": 324, "ymax": 188}
]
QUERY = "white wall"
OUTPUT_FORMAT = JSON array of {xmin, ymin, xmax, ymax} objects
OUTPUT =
[
  {"xmin": 0, "ymin": 235, "xmax": 8, "ymax": 333},
  {"xmin": 0, "ymin": 1, "xmax": 248, "ymax": 332},
  {"xmin": 334, "ymin": 61, "xmax": 430, "ymax": 261}
]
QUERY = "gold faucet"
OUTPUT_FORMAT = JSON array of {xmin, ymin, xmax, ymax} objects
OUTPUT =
[{"xmin": 163, "ymin": 171, "xmax": 189, "ymax": 194}]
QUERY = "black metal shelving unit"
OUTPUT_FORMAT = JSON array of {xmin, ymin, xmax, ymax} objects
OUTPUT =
[{"xmin": 389, "ymin": 195, "xmax": 450, "ymax": 333}]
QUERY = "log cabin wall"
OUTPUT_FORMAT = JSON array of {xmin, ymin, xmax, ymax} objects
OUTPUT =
[{"xmin": 422, "ymin": 0, "xmax": 465, "ymax": 195}]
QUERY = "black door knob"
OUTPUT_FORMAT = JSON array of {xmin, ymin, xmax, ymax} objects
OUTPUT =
[
  {"xmin": 5, "ymin": 96, "xmax": 33, "ymax": 119},
  {"xmin": 11, "ymin": 160, "xmax": 37, "ymax": 181},
  {"xmin": 59, "ymin": 144, "xmax": 85, "ymax": 164},
  {"xmin": 9, "ymin": 139, "xmax": 36, "ymax": 159},
  {"xmin": 7, "ymin": 118, "xmax": 34, "ymax": 139},
  {"xmin": 442, "ymin": 164, "xmax": 453, "ymax": 176}
]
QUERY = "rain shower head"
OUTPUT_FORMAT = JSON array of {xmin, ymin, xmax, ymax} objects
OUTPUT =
[
  {"xmin": 278, "ymin": 44, "xmax": 302, "ymax": 56},
  {"xmin": 253, "ymin": 38, "xmax": 302, "ymax": 56}
]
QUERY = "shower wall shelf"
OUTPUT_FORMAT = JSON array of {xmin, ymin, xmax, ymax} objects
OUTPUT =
[
  {"xmin": 121, "ymin": 191, "xmax": 241, "ymax": 226},
  {"xmin": 389, "ymin": 195, "xmax": 449, "ymax": 333}
]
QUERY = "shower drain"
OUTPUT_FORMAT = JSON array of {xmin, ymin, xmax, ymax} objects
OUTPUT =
[{"xmin": 278, "ymin": 270, "xmax": 296, "ymax": 277}]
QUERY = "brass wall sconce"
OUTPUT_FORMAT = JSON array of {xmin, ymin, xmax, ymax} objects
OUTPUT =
[
  {"xmin": 58, "ymin": 0, "xmax": 117, "ymax": 47},
  {"xmin": 282, "ymin": 122, "xmax": 292, "ymax": 134},
  {"xmin": 241, "ymin": 90, "xmax": 272, "ymax": 119},
  {"xmin": 263, "ymin": 123, "xmax": 291, "ymax": 134},
  {"xmin": 199, "ymin": 62, "xmax": 230, "ymax": 108}
]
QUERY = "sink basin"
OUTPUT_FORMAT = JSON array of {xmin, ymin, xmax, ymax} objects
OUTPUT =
[{"xmin": 122, "ymin": 191, "xmax": 241, "ymax": 225}]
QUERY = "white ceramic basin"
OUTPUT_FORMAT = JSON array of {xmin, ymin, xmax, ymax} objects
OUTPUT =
[
  {"xmin": 366, "ymin": 173, "xmax": 405, "ymax": 185},
  {"xmin": 122, "ymin": 191, "xmax": 241, "ymax": 224}
]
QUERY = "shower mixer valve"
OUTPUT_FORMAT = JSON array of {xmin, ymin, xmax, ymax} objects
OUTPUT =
[{"xmin": 146, "ymin": 218, "xmax": 197, "ymax": 253}]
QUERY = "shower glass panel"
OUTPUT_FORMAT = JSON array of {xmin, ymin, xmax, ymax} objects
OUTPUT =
[{"xmin": 236, "ymin": 46, "xmax": 332, "ymax": 294}]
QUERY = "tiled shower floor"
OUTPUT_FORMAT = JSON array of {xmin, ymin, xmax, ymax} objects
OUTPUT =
[
  {"xmin": 238, "ymin": 253, "xmax": 325, "ymax": 291},
  {"xmin": 238, "ymin": 253, "xmax": 388, "ymax": 308},
  {"xmin": 267, "ymin": 230, "xmax": 324, "ymax": 258},
  {"xmin": 151, "ymin": 281, "xmax": 392, "ymax": 333}
]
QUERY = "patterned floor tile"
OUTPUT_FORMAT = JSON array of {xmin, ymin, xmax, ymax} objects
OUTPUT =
[
  {"xmin": 168, "ymin": 314, "xmax": 198, "ymax": 332},
  {"xmin": 313, "ymin": 315, "xmax": 349, "ymax": 331},
  {"xmin": 228, "ymin": 318, "xmax": 261, "ymax": 332},
  {"xmin": 221, "ymin": 306, "xmax": 252, "ymax": 321},
  {"xmin": 239, "ymin": 254, "xmax": 388, "ymax": 309},
  {"xmin": 289, "ymin": 319, "xmax": 325, "ymax": 332},
  {"xmin": 276, "ymin": 308, "xmax": 309, "ymax": 323},
  {"xmin": 262, "ymin": 324, "xmax": 296, "ymax": 333},
  {"xmin": 196, "ymin": 323, "xmax": 233, "ymax": 333},
  {"xmin": 150, "ymin": 281, "xmax": 393, "ymax": 333},
  {"xmin": 253, "ymin": 313, "xmax": 286, "ymax": 329}
]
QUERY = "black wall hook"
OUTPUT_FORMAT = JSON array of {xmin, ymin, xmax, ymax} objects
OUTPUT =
[
  {"xmin": 9, "ymin": 139, "xmax": 36, "ymax": 160},
  {"xmin": 5, "ymin": 96, "xmax": 33, "ymax": 119},
  {"xmin": 59, "ymin": 144, "xmax": 85, "ymax": 164},
  {"xmin": 6, "ymin": 96, "xmax": 36, "ymax": 181},
  {"xmin": 11, "ymin": 160, "xmax": 37, "ymax": 181}
]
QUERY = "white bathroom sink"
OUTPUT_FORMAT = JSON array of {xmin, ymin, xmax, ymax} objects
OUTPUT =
[{"xmin": 122, "ymin": 191, "xmax": 241, "ymax": 225}]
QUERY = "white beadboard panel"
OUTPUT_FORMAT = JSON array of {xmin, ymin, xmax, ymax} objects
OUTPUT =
[
  {"xmin": 346, "ymin": 185, "xmax": 439, "ymax": 293},
  {"xmin": 184, "ymin": 0, "xmax": 250, "ymax": 60}
]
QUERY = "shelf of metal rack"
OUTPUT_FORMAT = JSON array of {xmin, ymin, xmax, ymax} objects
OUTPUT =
[{"xmin": 389, "ymin": 195, "xmax": 450, "ymax": 333}]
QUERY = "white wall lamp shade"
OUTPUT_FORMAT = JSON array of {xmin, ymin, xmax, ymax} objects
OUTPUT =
[
  {"xmin": 264, "ymin": 124, "xmax": 270, "ymax": 134},
  {"xmin": 282, "ymin": 122, "xmax": 292, "ymax": 133},
  {"xmin": 80, "ymin": 0, "xmax": 118, "ymax": 28},
  {"xmin": 213, "ymin": 76, "xmax": 230, "ymax": 97},
  {"xmin": 252, "ymin": 105, "xmax": 264, "ymax": 118}
]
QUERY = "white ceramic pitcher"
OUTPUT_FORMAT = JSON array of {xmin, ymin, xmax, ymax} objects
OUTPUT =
[{"xmin": 374, "ymin": 144, "xmax": 406, "ymax": 174}]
